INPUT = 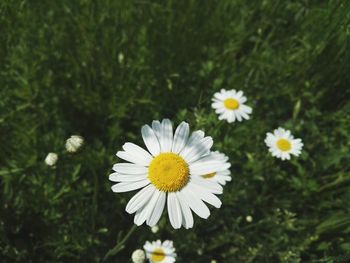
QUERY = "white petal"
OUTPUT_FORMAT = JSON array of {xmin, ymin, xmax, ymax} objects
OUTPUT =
[
  {"xmin": 236, "ymin": 90, "xmax": 243, "ymax": 98},
  {"xmin": 160, "ymin": 119, "xmax": 173, "ymax": 152},
  {"xmin": 211, "ymin": 101, "xmax": 223, "ymax": 109},
  {"xmin": 176, "ymin": 191, "xmax": 194, "ymax": 229},
  {"xmin": 213, "ymin": 91, "xmax": 226, "ymax": 100},
  {"xmin": 182, "ymin": 137, "xmax": 213, "ymax": 163},
  {"xmin": 134, "ymin": 190, "xmax": 161, "ymax": 226},
  {"xmin": 171, "ymin": 122, "xmax": 189, "ymax": 153},
  {"xmin": 190, "ymin": 160, "xmax": 229, "ymax": 175},
  {"xmin": 190, "ymin": 176, "xmax": 223, "ymax": 194},
  {"xmin": 126, "ymin": 184, "xmax": 156, "ymax": 213},
  {"xmin": 235, "ymin": 110, "xmax": 242, "ymax": 122},
  {"xmin": 141, "ymin": 125, "xmax": 161, "ymax": 156},
  {"xmin": 134, "ymin": 207, "xmax": 149, "ymax": 226},
  {"xmin": 147, "ymin": 191, "xmax": 166, "ymax": 226},
  {"xmin": 109, "ymin": 172, "xmax": 147, "ymax": 182},
  {"xmin": 113, "ymin": 163, "xmax": 148, "ymax": 174},
  {"xmin": 167, "ymin": 192, "xmax": 182, "ymax": 229},
  {"xmin": 179, "ymin": 130, "xmax": 205, "ymax": 157},
  {"xmin": 218, "ymin": 111, "xmax": 229, "ymax": 121},
  {"xmin": 122, "ymin": 143, "xmax": 153, "ymax": 166},
  {"xmin": 181, "ymin": 186, "xmax": 210, "ymax": 219},
  {"xmin": 228, "ymin": 111, "xmax": 235, "ymax": 123},
  {"xmin": 151, "ymin": 120, "xmax": 162, "ymax": 139},
  {"xmin": 215, "ymin": 107, "xmax": 226, "ymax": 114},
  {"xmin": 188, "ymin": 182, "xmax": 221, "ymax": 208},
  {"xmin": 275, "ymin": 127, "xmax": 286, "ymax": 137},
  {"xmin": 116, "ymin": 151, "xmax": 150, "ymax": 166},
  {"xmin": 111, "ymin": 179, "xmax": 150, "ymax": 193}
]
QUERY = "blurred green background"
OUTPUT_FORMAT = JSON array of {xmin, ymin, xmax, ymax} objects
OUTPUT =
[{"xmin": 1, "ymin": 0, "xmax": 350, "ymax": 262}]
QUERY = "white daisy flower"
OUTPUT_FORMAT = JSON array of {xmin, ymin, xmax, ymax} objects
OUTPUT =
[
  {"xmin": 109, "ymin": 119, "xmax": 225, "ymax": 229},
  {"xmin": 144, "ymin": 240, "xmax": 176, "ymax": 263},
  {"xmin": 45, "ymin": 152, "xmax": 58, "ymax": 166},
  {"xmin": 201, "ymin": 151, "xmax": 231, "ymax": 185},
  {"xmin": 132, "ymin": 249, "xmax": 146, "ymax": 263},
  {"xmin": 264, "ymin": 127, "xmax": 303, "ymax": 160},
  {"xmin": 65, "ymin": 135, "xmax": 84, "ymax": 153},
  {"xmin": 212, "ymin": 89, "xmax": 252, "ymax": 123}
]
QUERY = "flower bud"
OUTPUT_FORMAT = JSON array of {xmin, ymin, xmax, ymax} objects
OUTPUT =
[
  {"xmin": 131, "ymin": 249, "xmax": 145, "ymax": 263},
  {"xmin": 45, "ymin": 153, "xmax": 58, "ymax": 166},
  {"xmin": 66, "ymin": 135, "xmax": 84, "ymax": 153},
  {"xmin": 151, "ymin": 225, "xmax": 159, "ymax": 233}
]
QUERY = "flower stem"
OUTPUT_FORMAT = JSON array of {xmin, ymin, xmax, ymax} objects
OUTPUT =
[{"xmin": 102, "ymin": 224, "xmax": 137, "ymax": 261}]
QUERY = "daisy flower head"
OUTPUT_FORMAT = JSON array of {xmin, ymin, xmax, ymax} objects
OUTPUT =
[
  {"xmin": 201, "ymin": 151, "xmax": 231, "ymax": 185},
  {"xmin": 264, "ymin": 127, "xmax": 303, "ymax": 160},
  {"xmin": 109, "ymin": 119, "xmax": 225, "ymax": 229},
  {"xmin": 144, "ymin": 240, "xmax": 176, "ymax": 263},
  {"xmin": 212, "ymin": 89, "xmax": 252, "ymax": 123}
]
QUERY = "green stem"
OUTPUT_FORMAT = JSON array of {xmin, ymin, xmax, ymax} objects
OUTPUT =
[
  {"xmin": 102, "ymin": 224, "xmax": 137, "ymax": 262},
  {"xmin": 0, "ymin": 168, "xmax": 24, "ymax": 176}
]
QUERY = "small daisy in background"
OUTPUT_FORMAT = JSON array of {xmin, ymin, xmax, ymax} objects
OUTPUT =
[
  {"xmin": 264, "ymin": 127, "xmax": 303, "ymax": 160},
  {"xmin": 45, "ymin": 152, "xmax": 58, "ymax": 166},
  {"xmin": 212, "ymin": 89, "xmax": 252, "ymax": 123},
  {"xmin": 144, "ymin": 240, "xmax": 176, "ymax": 263},
  {"xmin": 132, "ymin": 249, "xmax": 146, "ymax": 263},
  {"xmin": 201, "ymin": 151, "xmax": 231, "ymax": 185},
  {"xmin": 65, "ymin": 135, "xmax": 84, "ymax": 153},
  {"xmin": 110, "ymin": 119, "xmax": 225, "ymax": 229}
]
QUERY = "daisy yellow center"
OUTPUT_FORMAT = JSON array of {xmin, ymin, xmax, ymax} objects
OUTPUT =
[
  {"xmin": 148, "ymin": 153, "xmax": 189, "ymax": 192},
  {"xmin": 276, "ymin": 139, "xmax": 291, "ymax": 151},
  {"xmin": 224, "ymin": 98, "xmax": 239, "ymax": 110},
  {"xmin": 151, "ymin": 248, "xmax": 166, "ymax": 262},
  {"xmin": 202, "ymin": 172, "xmax": 216, "ymax": 179}
]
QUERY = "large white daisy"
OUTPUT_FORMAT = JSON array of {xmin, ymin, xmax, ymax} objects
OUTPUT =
[
  {"xmin": 212, "ymin": 89, "xmax": 252, "ymax": 123},
  {"xmin": 201, "ymin": 151, "xmax": 231, "ymax": 185},
  {"xmin": 109, "ymin": 119, "xmax": 225, "ymax": 229},
  {"xmin": 264, "ymin": 127, "xmax": 303, "ymax": 160},
  {"xmin": 144, "ymin": 240, "xmax": 176, "ymax": 263}
]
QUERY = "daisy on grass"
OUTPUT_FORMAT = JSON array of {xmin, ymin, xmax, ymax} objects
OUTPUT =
[
  {"xmin": 264, "ymin": 127, "xmax": 303, "ymax": 160},
  {"xmin": 144, "ymin": 240, "xmax": 176, "ymax": 263},
  {"xmin": 212, "ymin": 89, "xmax": 252, "ymax": 123},
  {"xmin": 201, "ymin": 151, "xmax": 231, "ymax": 185},
  {"xmin": 109, "ymin": 119, "xmax": 225, "ymax": 229}
]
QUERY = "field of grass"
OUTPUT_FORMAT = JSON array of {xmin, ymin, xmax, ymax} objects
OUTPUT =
[{"xmin": 1, "ymin": 0, "xmax": 350, "ymax": 262}]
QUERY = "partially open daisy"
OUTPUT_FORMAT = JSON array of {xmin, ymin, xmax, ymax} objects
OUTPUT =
[
  {"xmin": 212, "ymin": 89, "xmax": 252, "ymax": 123},
  {"xmin": 109, "ymin": 119, "xmax": 225, "ymax": 229},
  {"xmin": 144, "ymin": 240, "xmax": 176, "ymax": 263},
  {"xmin": 264, "ymin": 127, "xmax": 303, "ymax": 160},
  {"xmin": 201, "ymin": 151, "xmax": 231, "ymax": 185}
]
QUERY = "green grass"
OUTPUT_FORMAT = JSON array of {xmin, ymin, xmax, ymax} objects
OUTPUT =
[{"xmin": 1, "ymin": 0, "xmax": 350, "ymax": 262}]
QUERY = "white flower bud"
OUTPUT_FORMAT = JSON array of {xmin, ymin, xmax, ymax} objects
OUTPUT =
[
  {"xmin": 151, "ymin": 225, "xmax": 159, "ymax": 233},
  {"xmin": 246, "ymin": 215, "xmax": 253, "ymax": 223},
  {"xmin": 45, "ymin": 153, "xmax": 58, "ymax": 166},
  {"xmin": 118, "ymin": 52, "xmax": 124, "ymax": 64},
  {"xmin": 211, "ymin": 260, "xmax": 218, "ymax": 263},
  {"xmin": 131, "ymin": 249, "xmax": 145, "ymax": 263},
  {"xmin": 65, "ymin": 135, "xmax": 84, "ymax": 153}
]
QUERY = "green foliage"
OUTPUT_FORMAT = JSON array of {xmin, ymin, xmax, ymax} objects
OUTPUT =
[{"xmin": 1, "ymin": 0, "xmax": 350, "ymax": 262}]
